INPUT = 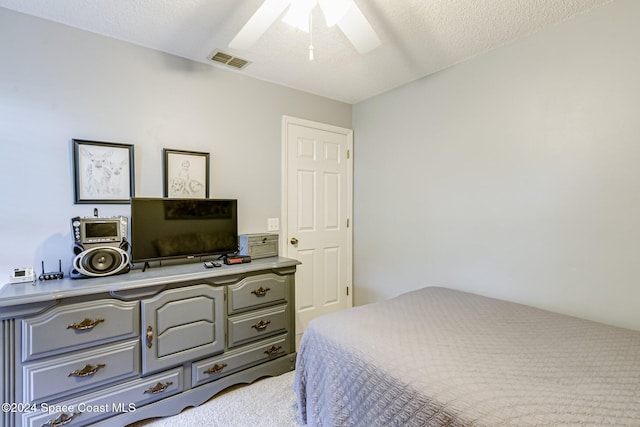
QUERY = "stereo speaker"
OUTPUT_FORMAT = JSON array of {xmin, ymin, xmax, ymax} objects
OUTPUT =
[{"xmin": 70, "ymin": 246, "xmax": 130, "ymax": 279}]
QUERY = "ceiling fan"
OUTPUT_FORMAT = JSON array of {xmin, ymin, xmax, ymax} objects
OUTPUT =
[{"xmin": 229, "ymin": 0, "xmax": 381, "ymax": 58}]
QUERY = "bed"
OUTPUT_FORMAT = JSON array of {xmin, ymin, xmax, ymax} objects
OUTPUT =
[{"xmin": 294, "ymin": 287, "xmax": 640, "ymax": 426}]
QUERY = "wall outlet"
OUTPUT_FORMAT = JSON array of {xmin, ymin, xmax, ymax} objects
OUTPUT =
[{"xmin": 267, "ymin": 218, "xmax": 280, "ymax": 232}]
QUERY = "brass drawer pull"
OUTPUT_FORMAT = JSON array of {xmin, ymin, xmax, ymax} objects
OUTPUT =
[
  {"xmin": 251, "ymin": 287, "xmax": 271, "ymax": 297},
  {"xmin": 68, "ymin": 363, "xmax": 106, "ymax": 377},
  {"xmin": 144, "ymin": 381, "xmax": 173, "ymax": 394},
  {"xmin": 41, "ymin": 411, "xmax": 81, "ymax": 427},
  {"xmin": 146, "ymin": 326, "xmax": 153, "ymax": 348},
  {"xmin": 66, "ymin": 318, "xmax": 104, "ymax": 331},
  {"xmin": 251, "ymin": 320, "xmax": 271, "ymax": 330},
  {"xmin": 204, "ymin": 363, "xmax": 227, "ymax": 375},
  {"xmin": 264, "ymin": 345, "xmax": 282, "ymax": 356}
]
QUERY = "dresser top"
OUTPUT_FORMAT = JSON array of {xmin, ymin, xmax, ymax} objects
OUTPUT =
[{"xmin": 0, "ymin": 257, "xmax": 299, "ymax": 309}]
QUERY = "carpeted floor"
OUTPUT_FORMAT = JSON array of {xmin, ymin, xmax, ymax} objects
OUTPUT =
[{"xmin": 129, "ymin": 371, "xmax": 301, "ymax": 427}]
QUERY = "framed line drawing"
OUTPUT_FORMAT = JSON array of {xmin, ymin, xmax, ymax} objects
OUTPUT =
[
  {"xmin": 163, "ymin": 149, "xmax": 210, "ymax": 198},
  {"xmin": 73, "ymin": 139, "xmax": 135, "ymax": 204}
]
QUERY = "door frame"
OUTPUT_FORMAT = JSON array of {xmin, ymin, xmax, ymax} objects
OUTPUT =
[{"xmin": 281, "ymin": 115, "xmax": 354, "ymax": 307}]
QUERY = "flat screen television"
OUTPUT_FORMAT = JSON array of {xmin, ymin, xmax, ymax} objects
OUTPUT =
[{"xmin": 130, "ymin": 198, "xmax": 238, "ymax": 264}]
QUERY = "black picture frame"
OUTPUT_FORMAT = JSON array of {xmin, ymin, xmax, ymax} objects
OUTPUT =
[
  {"xmin": 163, "ymin": 149, "xmax": 210, "ymax": 198},
  {"xmin": 73, "ymin": 139, "xmax": 135, "ymax": 204}
]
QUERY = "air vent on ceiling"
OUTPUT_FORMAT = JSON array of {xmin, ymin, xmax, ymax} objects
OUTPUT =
[{"xmin": 208, "ymin": 50, "xmax": 251, "ymax": 70}]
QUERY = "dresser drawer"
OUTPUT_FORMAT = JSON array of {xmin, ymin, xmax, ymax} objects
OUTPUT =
[
  {"xmin": 22, "ymin": 299, "xmax": 139, "ymax": 361},
  {"xmin": 227, "ymin": 273, "xmax": 287, "ymax": 314},
  {"xmin": 22, "ymin": 367, "xmax": 182, "ymax": 427},
  {"xmin": 193, "ymin": 334, "xmax": 289, "ymax": 387},
  {"xmin": 227, "ymin": 304, "xmax": 288, "ymax": 348},
  {"xmin": 23, "ymin": 339, "xmax": 140, "ymax": 404}
]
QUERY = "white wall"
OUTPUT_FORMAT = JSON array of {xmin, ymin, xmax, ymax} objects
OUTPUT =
[
  {"xmin": 353, "ymin": 0, "xmax": 640, "ymax": 331},
  {"xmin": 0, "ymin": 8, "xmax": 351, "ymax": 277}
]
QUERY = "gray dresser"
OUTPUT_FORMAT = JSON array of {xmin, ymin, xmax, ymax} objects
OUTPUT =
[{"xmin": 0, "ymin": 257, "xmax": 298, "ymax": 427}]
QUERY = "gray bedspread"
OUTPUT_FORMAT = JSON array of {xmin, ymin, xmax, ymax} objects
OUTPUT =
[{"xmin": 294, "ymin": 287, "xmax": 640, "ymax": 426}]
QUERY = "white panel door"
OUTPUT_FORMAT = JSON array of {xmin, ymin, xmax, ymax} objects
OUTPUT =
[{"xmin": 283, "ymin": 116, "xmax": 353, "ymax": 339}]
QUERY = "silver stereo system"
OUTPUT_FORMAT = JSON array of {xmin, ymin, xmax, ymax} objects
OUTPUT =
[{"xmin": 70, "ymin": 216, "xmax": 131, "ymax": 279}]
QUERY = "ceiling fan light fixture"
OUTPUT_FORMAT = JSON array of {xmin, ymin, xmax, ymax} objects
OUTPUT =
[
  {"xmin": 282, "ymin": 0, "xmax": 316, "ymax": 32},
  {"xmin": 230, "ymin": 0, "xmax": 380, "ymax": 56}
]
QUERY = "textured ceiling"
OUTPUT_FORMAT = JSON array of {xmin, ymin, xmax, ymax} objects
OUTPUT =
[{"xmin": 0, "ymin": 0, "xmax": 612, "ymax": 104}]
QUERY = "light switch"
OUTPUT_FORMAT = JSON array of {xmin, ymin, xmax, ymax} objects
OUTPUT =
[{"xmin": 267, "ymin": 218, "xmax": 280, "ymax": 231}]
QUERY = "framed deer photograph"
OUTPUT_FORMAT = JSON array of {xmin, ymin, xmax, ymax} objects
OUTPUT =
[{"xmin": 73, "ymin": 139, "xmax": 135, "ymax": 204}]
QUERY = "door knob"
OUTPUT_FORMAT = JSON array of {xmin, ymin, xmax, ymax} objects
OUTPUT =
[{"xmin": 290, "ymin": 237, "xmax": 298, "ymax": 245}]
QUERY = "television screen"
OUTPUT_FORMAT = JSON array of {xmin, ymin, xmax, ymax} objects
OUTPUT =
[{"xmin": 130, "ymin": 198, "xmax": 238, "ymax": 263}]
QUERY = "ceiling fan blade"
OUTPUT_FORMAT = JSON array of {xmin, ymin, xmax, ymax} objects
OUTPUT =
[
  {"xmin": 337, "ymin": 1, "xmax": 381, "ymax": 54},
  {"xmin": 318, "ymin": 0, "xmax": 350, "ymax": 27},
  {"xmin": 229, "ymin": 0, "xmax": 292, "ymax": 50}
]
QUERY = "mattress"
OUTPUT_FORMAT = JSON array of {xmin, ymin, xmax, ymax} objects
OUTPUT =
[{"xmin": 294, "ymin": 287, "xmax": 640, "ymax": 426}]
